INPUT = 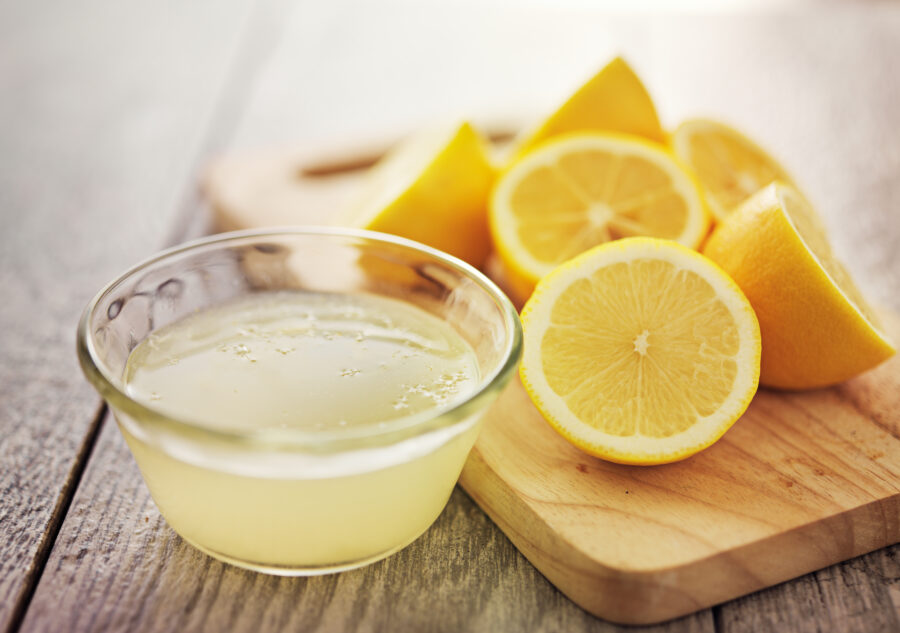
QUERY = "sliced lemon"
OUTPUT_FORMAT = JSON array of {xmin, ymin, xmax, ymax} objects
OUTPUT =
[
  {"xmin": 671, "ymin": 118, "xmax": 796, "ymax": 222},
  {"xmin": 344, "ymin": 121, "xmax": 495, "ymax": 268},
  {"xmin": 511, "ymin": 57, "xmax": 665, "ymax": 161},
  {"xmin": 703, "ymin": 182, "xmax": 895, "ymax": 389},
  {"xmin": 490, "ymin": 132, "xmax": 710, "ymax": 304},
  {"xmin": 520, "ymin": 237, "xmax": 760, "ymax": 465}
]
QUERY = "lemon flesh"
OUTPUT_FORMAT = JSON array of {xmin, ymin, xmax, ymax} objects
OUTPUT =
[
  {"xmin": 345, "ymin": 121, "xmax": 495, "ymax": 268},
  {"xmin": 513, "ymin": 57, "xmax": 665, "ymax": 159},
  {"xmin": 491, "ymin": 133, "xmax": 709, "ymax": 303},
  {"xmin": 521, "ymin": 237, "xmax": 760, "ymax": 465},
  {"xmin": 671, "ymin": 118, "xmax": 796, "ymax": 222}
]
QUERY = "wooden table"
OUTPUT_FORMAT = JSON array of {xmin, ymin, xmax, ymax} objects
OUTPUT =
[{"xmin": 2, "ymin": 2, "xmax": 898, "ymax": 631}]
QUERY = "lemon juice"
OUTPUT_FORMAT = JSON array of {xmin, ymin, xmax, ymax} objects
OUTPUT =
[{"xmin": 120, "ymin": 290, "xmax": 482, "ymax": 572}]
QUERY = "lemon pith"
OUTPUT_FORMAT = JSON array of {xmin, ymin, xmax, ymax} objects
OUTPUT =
[{"xmin": 520, "ymin": 237, "xmax": 761, "ymax": 465}]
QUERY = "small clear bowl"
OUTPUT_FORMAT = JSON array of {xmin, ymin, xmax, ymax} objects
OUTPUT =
[{"xmin": 77, "ymin": 228, "xmax": 522, "ymax": 575}]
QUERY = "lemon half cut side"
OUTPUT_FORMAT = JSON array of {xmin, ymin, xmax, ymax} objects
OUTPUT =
[
  {"xmin": 520, "ymin": 237, "xmax": 761, "ymax": 465},
  {"xmin": 671, "ymin": 118, "xmax": 796, "ymax": 222},
  {"xmin": 491, "ymin": 133, "xmax": 710, "ymax": 304}
]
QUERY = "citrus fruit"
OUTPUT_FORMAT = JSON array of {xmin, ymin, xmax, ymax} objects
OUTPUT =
[
  {"xmin": 702, "ymin": 182, "xmax": 895, "ymax": 389},
  {"xmin": 344, "ymin": 121, "xmax": 495, "ymax": 268},
  {"xmin": 520, "ymin": 238, "xmax": 760, "ymax": 464},
  {"xmin": 520, "ymin": 237, "xmax": 761, "ymax": 465},
  {"xmin": 671, "ymin": 118, "xmax": 796, "ymax": 222},
  {"xmin": 490, "ymin": 132, "xmax": 710, "ymax": 304},
  {"xmin": 512, "ymin": 57, "xmax": 665, "ymax": 160}
]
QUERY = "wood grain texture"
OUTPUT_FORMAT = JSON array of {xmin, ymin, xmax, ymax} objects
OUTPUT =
[
  {"xmin": 19, "ymin": 410, "xmax": 715, "ymax": 633},
  {"xmin": 713, "ymin": 549, "xmax": 900, "ymax": 633},
  {"xmin": 10, "ymin": 3, "xmax": 900, "ymax": 633},
  {"xmin": 0, "ymin": 1, "xmax": 255, "ymax": 631},
  {"xmin": 459, "ymin": 315, "xmax": 900, "ymax": 624}
]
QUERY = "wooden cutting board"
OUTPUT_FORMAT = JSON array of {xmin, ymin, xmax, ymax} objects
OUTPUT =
[
  {"xmin": 459, "ymin": 348, "xmax": 900, "ymax": 624},
  {"xmin": 203, "ymin": 145, "xmax": 900, "ymax": 625}
]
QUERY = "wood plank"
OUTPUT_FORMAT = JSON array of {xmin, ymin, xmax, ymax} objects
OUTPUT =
[
  {"xmin": 713, "ymin": 546, "xmax": 900, "ymax": 633},
  {"xmin": 19, "ymin": 410, "xmax": 715, "ymax": 633},
  {"xmin": 0, "ymin": 1, "xmax": 256, "ymax": 631},
  {"xmin": 18, "ymin": 4, "xmax": 900, "ymax": 632}
]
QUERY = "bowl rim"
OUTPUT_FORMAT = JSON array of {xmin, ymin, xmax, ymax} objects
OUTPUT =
[{"xmin": 77, "ymin": 226, "xmax": 523, "ymax": 452}]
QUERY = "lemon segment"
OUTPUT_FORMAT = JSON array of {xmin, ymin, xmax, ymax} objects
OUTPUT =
[
  {"xmin": 520, "ymin": 237, "xmax": 761, "ymax": 465},
  {"xmin": 344, "ymin": 121, "xmax": 495, "ymax": 268},
  {"xmin": 490, "ymin": 133, "xmax": 710, "ymax": 304},
  {"xmin": 671, "ymin": 118, "xmax": 796, "ymax": 222},
  {"xmin": 512, "ymin": 57, "xmax": 665, "ymax": 160},
  {"xmin": 702, "ymin": 182, "xmax": 895, "ymax": 389}
]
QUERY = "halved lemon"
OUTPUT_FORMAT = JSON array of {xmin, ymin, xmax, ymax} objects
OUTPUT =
[
  {"xmin": 703, "ymin": 182, "xmax": 895, "ymax": 389},
  {"xmin": 520, "ymin": 237, "xmax": 761, "ymax": 465},
  {"xmin": 671, "ymin": 118, "xmax": 796, "ymax": 222},
  {"xmin": 344, "ymin": 121, "xmax": 495, "ymax": 268},
  {"xmin": 511, "ymin": 57, "xmax": 665, "ymax": 160},
  {"xmin": 490, "ymin": 133, "xmax": 710, "ymax": 304}
]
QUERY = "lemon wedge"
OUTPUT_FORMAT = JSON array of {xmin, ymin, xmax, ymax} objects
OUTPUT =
[
  {"xmin": 703, "ymin": 182, "xmax": 895, "ymax": 389},
  {"xmin": 512, "ymin": 57, "xmax": 665, "ymax": 159},
  {"xmin": 345, "ymin": 121, "xmax": 495, "ymax": 268}
]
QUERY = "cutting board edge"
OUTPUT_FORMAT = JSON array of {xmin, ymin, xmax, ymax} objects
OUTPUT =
[{"xmin": 459, "ymin": 447, "xmax": 900, "ymax": 625}]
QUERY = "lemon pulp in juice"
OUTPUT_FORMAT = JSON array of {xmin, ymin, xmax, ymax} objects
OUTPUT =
[{"xmin": 121, "ymin": 291, "xmax": 482, "ymax": 571}]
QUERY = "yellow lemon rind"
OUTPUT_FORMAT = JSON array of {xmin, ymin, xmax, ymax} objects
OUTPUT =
[
  {"xmin": 775, "ymin": 183, "xmax": 894, "ymax": 352},
  {"xmin": 704, "ymin": 182, "xmax": 895, "ymax": 389},
  {"xmin": 513, "ymin": 56, "xmax": 665, "ymax": 159},
  {"xmin": 347, "ymin": 121, "xmax": 495, "ymax": 268}
]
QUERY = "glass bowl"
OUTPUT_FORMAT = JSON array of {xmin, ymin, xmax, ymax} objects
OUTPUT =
[{"xmin": 77, "ymin": 227, "xmax": 522, "ymax": 575}]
